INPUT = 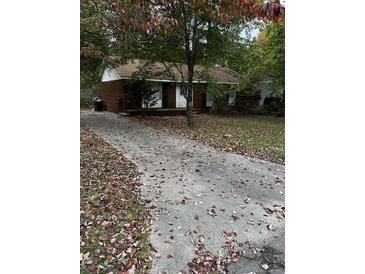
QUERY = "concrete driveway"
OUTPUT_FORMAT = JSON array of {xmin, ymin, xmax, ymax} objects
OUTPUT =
[{"xmin": 80, "ymin": 110, "xmax": 285, "ymax": 274}]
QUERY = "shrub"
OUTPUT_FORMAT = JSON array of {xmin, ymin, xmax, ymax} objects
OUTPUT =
[
  {"xmin": 80, "ymin": 87, "xmax": 98, "ymax": 108},
  {"xmin": 263, "ymin": 97, "xmax": 284, "ymax": 116},
  {"xmin": 211, "ymin": 95, "xmax": 229, "ymax": 114}
]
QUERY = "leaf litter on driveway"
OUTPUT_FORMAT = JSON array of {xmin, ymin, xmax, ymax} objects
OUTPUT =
[
  {"xmin": 81, "ymin": 111, "xmax": 285, "ymax": 274},
  {"xmin": 80, "ymin": 125, "xmax": 153, "ymax": 273}
]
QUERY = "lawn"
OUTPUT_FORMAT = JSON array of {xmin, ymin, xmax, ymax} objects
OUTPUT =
[
  {"xmin": 80, "ymin": 125, "xmax": 152, "ymax": 273},
  {"xmin": 133, "ymin": 114, "xmax": 285, "ymax": 164}
]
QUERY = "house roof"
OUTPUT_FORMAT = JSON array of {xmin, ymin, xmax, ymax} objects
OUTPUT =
[{"xmin": 106, "ymin": 59, "xmax": 240, "ymax": 84}]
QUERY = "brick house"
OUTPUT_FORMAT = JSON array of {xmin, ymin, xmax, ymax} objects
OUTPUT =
[{"xmin": 99, "ymin": 60, "xmax": 240, "ymax": 114}]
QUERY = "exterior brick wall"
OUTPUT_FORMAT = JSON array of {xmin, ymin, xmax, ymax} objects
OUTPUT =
[
  {"xmin": 99, "ymin": 80, "xmax": 126, "ymax": 113},
  {"xmin": 100, "ymin": 80, "xmax": 208, "ymax": 113}
]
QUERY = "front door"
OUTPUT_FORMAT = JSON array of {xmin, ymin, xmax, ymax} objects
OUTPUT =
[{"xmin": 162, "ymin": 82, "xmax": 168, "ymax": 108}]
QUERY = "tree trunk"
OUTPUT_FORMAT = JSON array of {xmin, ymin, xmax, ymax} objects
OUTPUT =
[
  {"xmin": 186, "ymin": 93, "xmax": 194, "ymax": 127},
  {"xmin": 183, "ymin": 14, "xmax": 197, "ymax": 127},
  {"xmin": 186, "ymin": 61, "xmax": 195, "ymax": 127}
]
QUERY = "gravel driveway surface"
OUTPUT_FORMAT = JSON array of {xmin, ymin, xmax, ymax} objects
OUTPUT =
[{"xmin": 80, "ymin": 110, "xmax": 285, "ymax": 274}]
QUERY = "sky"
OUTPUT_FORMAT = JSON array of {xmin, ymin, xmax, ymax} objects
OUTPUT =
[
  {"xmin": 240, "ymin": 23, "xmax": 261, "ymax": 41},
  {"xmin": 249, "ymin": 27, "xmax": 260, "ymax": 39}
]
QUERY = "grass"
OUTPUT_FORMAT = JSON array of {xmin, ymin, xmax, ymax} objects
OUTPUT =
[
  {"xmin": 126, "ymin": 202, "xmax": 146, "ymax": 221},
  {"xmin": 133, "ymin": 114, "xmax": 284, "ymax": 164},
  {"xmin": 80, "ymin": 125, "xmax": 152, "ymax": 273}
]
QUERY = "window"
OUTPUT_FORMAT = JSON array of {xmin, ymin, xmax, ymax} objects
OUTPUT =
[{"xmin": 149, "ymin": 83, "xmax": 162, "ymax": 108}]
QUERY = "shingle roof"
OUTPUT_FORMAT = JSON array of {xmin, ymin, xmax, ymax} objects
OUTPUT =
[{"xmin": 113, "ymin": 59, "xmax": 240, "ymax": 84}]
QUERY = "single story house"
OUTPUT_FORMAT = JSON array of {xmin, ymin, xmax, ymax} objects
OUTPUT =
[
  {"xmin": 99, "ymin": 59, "xmax": 240, "ymax": 114},
  {"xmin": 99, "ymin": 60, "xmax": 283, "ymax": 114}
]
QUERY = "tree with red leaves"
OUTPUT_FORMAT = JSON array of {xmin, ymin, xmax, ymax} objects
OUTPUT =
[{"xmin": 81, "ymin": 0, "xmax": 284, "ymax": 126}]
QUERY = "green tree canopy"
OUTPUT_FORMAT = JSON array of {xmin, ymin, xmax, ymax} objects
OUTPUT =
[{"xmin": 228, "ymin": 21, "xmax": 285, "ymax": 94}]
